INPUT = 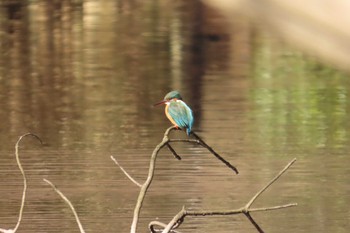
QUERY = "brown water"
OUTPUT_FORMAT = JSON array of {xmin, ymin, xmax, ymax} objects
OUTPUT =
[{"xmin": 0, "ymin": 1, "xmax": 350, "ymax": 233}]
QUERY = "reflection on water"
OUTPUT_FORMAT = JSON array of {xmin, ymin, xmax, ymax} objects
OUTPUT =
[{"xmin": 0, "ymin": 1, "xmax": 349, "ymax": 233}]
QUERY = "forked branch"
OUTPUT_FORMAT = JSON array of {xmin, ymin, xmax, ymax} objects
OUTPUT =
[
  {"xmin": 152, "ymin": 158, "xmax": 297, "ymax": 233},
  {"xmin": 111, "ymin": 127, "xmax": 239, "ymax": 233}
]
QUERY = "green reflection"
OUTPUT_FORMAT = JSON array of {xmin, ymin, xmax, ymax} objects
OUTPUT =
[{"xmin": 250, "ymin": 35, "xmax": 350, "ymax": 154}]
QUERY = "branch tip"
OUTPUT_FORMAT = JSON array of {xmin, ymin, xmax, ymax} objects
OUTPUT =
[
  {"xmin": 43, "ymin": 179, "xmax": 86, "ymax": 233},
  {"xmin": 111, "ymin": 155, "xmax": 142, "ymax": 187}
]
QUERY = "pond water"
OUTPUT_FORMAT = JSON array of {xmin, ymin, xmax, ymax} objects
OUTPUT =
[{"xmin": 0, "ymin": 1, "xmax": 349, "ymax": 233}]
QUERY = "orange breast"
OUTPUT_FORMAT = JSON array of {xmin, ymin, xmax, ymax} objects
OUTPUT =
[{"xmin": 165, "ymin": 104, "xmax": 178, "ymax": 127}]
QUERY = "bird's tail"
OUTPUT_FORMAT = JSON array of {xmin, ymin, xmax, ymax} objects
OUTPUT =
[{"xmin": 186, "ymin": 127, "xmax": 191, "ymax": 136}]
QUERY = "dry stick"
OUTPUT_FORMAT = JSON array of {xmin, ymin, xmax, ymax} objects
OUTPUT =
[
  {"xmin": 111, "ymin": 155, "xmax": 142, "ymax": 187},
  {"xmin": 190, "ymin": 131, "xmax": 239, "ymax": 174},
  {"xmin": 43, "ymin": 179, "xmax": 86, "ymax": 233},
  {"xmin": 244, "ymin": 158, "xmax": 297, "ymax": 210},
  {"xmin": 130, "ymin": 126, "xmax": 176, "ymax": 233},
  {"xmin": 0, "ymin": 133, "xmax": 42, "ymax": 233},
  {"xmin": 160, "ymin": 158, "xmax": 298, "ymax": 233}
]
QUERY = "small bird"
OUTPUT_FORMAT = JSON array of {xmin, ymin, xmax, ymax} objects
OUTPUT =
[{"xmin": 154, "ymin": 91, "xmax": 194, "ymax": 135}]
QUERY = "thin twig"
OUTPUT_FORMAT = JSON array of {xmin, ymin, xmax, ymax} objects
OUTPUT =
[
  {"xmin": 244, "ymin": 212, "xmax": 264, "ymax": 233},
  {"xmin": 111, "ymin": 155, "xmax": 142, "ymax": 187},
  {"xmin": 244, "ymin": 158, "xmax": 297, "ymax": 210},
  {"xmin": 176, "ymin": 203, "xmax": 297, "ymax": 216},
  {"xmin": 43, "ymin": 179, "xmax": 86, "ymax": 233},
  {"xmin": 3, "ymin": 133, "xmax": 42, "ymax": 233},
  {"xmin": 160, "ymin": 202, "xmax": 297, "ymax": 233},
  {"xmin": 168, "ymin": 139, "xmax": 201, "ymax": 144},
  {"xmin": 166, "ymin": 143, "xmax": 182, "ymax": 160},
  {"xmin": 168, "ymin": 136, "xmax": 239, "ymax": 175},
  {"xmin": 248, "ymin": 203, "xmax": 297, "ymax": 212},
  {"xmin": 190, "ymin": 131, "xmax": 239, "ymax": 174}
]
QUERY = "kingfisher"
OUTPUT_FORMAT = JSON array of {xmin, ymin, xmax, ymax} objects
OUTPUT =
[{"xmin": 154, "ymin": 91, "xmax": 194, "ymax": 135}]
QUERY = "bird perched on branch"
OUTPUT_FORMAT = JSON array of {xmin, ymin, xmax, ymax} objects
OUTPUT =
[{"xmin": 154, "ymin": 90, "xmax": 194, "ymax": 135}]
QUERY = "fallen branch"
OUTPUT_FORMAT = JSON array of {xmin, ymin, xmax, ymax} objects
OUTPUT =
[
  {"xmin": 43, "ymin": 179, "xmax": 86, "ymax": 233},
  {"xmin": 154, "ymin": 158, "xmax": 297, "ymax": 233},
  {"xmin": 0, "ymin": 133, "xmax": 42, "ymax": 233}
]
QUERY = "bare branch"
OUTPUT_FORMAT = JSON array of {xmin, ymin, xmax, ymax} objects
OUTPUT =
[
  {"xmin": 0, "ymin": 229, "xmax": 15, "ymax": 233},
  {"xmin": 0, "ymin": 133, "xmax": 42, "ymax": 233},
  {"xmin": 127, "ymin": 127, "xmax": 294, "ymax": 233},
  {"xmin": 159, "ymin": 159, "xmax": 297, "ymax": 233},
  {"xmin": 188, "ymin": 131, "xmax": 239, "ymax": 174},
  {"xmin": 244, "ymin": 158, "xmax": 297, "ymax": 210},
  {"xmin": 149, "ymin": 221, "xmax": 182, "ymax": 233},
  {"xmin": 130, "ymin": 126, "xmax": 176, "ymax": 233},
  {"xmin": 244, "ymin": 212, "xmax": 264, "ymax": 233},
  {"xmin": 43, "ymin": 179, "xmax": 86, "ymax": 233},
  {"xmin": 129, "ymin": 127, "xmax": 239, "ymax": 233},
  {"xmin": 248, "ymin": 203, "xmax": 298, "ymax": 212},
  {"xmin": 111, "ymin": 155, "xmax": 142, "ymax": 187},
  {"xmin": 166, "ymin": 143, "xmax": 182, "ymax": 160},
  {"xmin": 0, "ymin": 133, "xmax": 43, "ymax": 233},
  {"xmin": 161, "ymin": 207, "xmax": 187, "ymax": 233},
  {"xmin": 168, "ymin": 134, "xmax": 239, "ymax": 174},
  {"xmin": 13, "ymin": 133, "xmax": 42, "ymax": 232},
  {"xmin": 168, "ymin": 139, "xmax": 201, "ymax": 144}
]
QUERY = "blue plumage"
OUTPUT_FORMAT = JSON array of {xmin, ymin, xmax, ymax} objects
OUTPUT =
[
  {"xmin": 155, "ymin": 91, "xmax": 194, "ymax": 135},
  {"xmin": 167, "ymin": 100, "xmax": 193, "ymax": 135}
]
